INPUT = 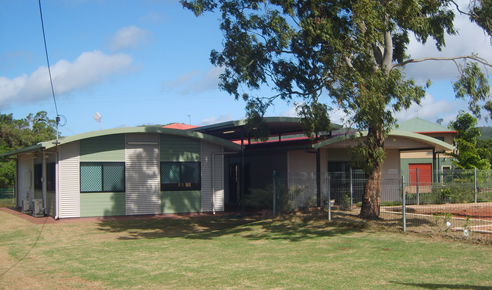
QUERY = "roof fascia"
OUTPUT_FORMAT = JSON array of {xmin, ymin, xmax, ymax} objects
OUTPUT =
[
  {"xmin": 41, "ymin": 127, "xmax": 241, "ymax": 151},
  {"xmin": 313, "ymin": 130, "xmax": 455, "ymax": 151}
]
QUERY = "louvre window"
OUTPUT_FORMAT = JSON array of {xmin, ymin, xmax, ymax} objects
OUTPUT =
[
  {"xmin": 161, "ymin": 162, "xmax": 200, "ymax": 191},
  {"xmin": 80, "ymin": 162, "xmax": 125, "ymax": 193}
]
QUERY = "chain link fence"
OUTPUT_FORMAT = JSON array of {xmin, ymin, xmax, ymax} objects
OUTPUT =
[
  {"xmin": 269, "ymin": 169, "xmax": 492, "ymax": 242},
  {"xmin": 0, "ymin": 188, "xmax": 15, "ymax": 207}
]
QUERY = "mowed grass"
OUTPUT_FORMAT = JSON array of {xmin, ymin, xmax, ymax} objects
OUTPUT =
[{"xmin": 0, "ymin": 211, "xmax": 491, "ymax": 289}]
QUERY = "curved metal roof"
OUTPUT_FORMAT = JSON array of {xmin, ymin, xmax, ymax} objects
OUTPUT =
[
  {"xmin": 313, "ymin": 130, "xmax": 455, "ymax": 151},
  {"xmin": 2, "ymin": 126, "xmax": 241, "ymax": 157}
]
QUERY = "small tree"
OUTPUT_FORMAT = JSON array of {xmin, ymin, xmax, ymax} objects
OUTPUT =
[{"xmin": 447, "ymin": 111, "xmax": 490, "ymax": 170}]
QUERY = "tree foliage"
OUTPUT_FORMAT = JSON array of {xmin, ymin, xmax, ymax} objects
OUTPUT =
[
  {"xmin": 447, "ymin": 111, "xmax": 490, "ymax": 170},
  {"xmin": 0, "ymin": 111, "xmax": 58, "ymax": 187},
  {"xmin": 181, "ymin": 0, "xmax": 491, "ymax": 218}
]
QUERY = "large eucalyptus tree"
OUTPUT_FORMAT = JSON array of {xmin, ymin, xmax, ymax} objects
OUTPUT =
[{"xmin": 181, "ymin": 0, "xmax": 491, "ymax": 218}]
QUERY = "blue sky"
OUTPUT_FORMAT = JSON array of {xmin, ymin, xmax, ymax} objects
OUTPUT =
[{"xmin": 1, "ymin": 0, "xmax": 491, "ymax": 136}]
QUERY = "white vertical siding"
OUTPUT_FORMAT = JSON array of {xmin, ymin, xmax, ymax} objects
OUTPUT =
[
  {"xmin": 201, "ymin": 141, "xmax": 224, "ymax": 212},
  {"xmin": 17, "ymin": 154, "xmax": 33, "ymax": 207},
  {"xmin": 125, "ymin": 134, "xmax": 161, "ymax": 215},
  {"xmin": 58, "ymin": 141, "xmax": 80, "ymax": 218}
]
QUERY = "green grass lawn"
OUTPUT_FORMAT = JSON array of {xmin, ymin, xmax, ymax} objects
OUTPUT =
[{"xmin": 0, "ymin": 211, "xmax": 491, "ymax": 289}]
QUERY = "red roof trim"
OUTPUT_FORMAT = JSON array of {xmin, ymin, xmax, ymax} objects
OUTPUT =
[{"xmin": 162, "ymin": 123, "xmax": 199, "ymax": 130}]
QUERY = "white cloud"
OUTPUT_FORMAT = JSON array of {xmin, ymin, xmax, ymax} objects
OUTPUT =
[
  {"xmin": 110, "ymin": 26, "xmax": 151, "ymax": 52},
  {"xmin": 140, "ymin": 12, "xmax": 167, "ymax": 24},
  {"xmin": 198, "ymin": 114, "xmax": 234, "ymax": 126},
  {"xmin": 0, "ymin": 50, "xmax": 133, "ymax": 106},
  {"xmin": 393, "ymin": 93, "xmax": 467, "ymax": 127},
  {"xmin": 161, "ymin": 66, "xmax": 224, "ymax": 94},
  {"xmin": 404, "ymin": 4, "xmax": 492, "ymax": 82}
]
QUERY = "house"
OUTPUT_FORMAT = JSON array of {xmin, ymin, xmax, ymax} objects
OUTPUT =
[
  {"xmin": 3, "ymin": 117, "xmax": 455, "ymax": 218},
  {"xmin": 396, "ymin": 118, "xmax": 457, "ymax": 193},
  {"xmin": 2, "ymin": 127, "xmax": 240, "ymax": 218},
  {"xmin": 192, "ymin": 117, "xmax": 455, "ymax": 206}
]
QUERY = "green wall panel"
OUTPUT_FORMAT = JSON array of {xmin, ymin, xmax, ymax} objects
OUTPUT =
[
  {"xmin": 160, "ymin": 135, "xmax": 200, "ymax": 162},
  {"xmin": 80, "ymin": 192, "xmax": 126, "ymax": 217},
  {"xmin": 80, "ymin": 134, "xmax": 125, "ymax": 161},
  {"xmin": 160, "ymin": 190, "xmax": 201, "ymax": 214}
]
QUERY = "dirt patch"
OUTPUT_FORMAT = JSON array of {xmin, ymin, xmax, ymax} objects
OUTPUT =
[{"xmin": 383, "ymin": 202, "xmax": 492, "ymax": 220}]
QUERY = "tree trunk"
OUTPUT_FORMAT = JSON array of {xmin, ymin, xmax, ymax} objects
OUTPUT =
[
  {"xmin": 360, "ymin": 126, "xmax": 385, "ymax": 219},
  {"xmin": 360, "ymin": 164, "xmax": 382, "ymax": 219}
]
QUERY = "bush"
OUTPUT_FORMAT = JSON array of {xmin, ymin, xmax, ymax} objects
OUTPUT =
[{"xmin": 243, "ymin": 184, "xmax": 301, "ymax": 214}]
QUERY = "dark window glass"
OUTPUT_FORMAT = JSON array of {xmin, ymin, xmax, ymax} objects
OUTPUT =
[{"xmin": 161, "ymin": 162, "xmax": 200, "ymax": 191}]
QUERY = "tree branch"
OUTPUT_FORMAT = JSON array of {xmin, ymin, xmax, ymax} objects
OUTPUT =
[{"xmin": 392, "ymin": 54, "xmax": 492, "ymax": 69}]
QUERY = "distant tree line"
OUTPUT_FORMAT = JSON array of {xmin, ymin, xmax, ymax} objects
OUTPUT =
[{"xmin": 0, "ymin": 111, "xmax": 58, "ymax": 188}]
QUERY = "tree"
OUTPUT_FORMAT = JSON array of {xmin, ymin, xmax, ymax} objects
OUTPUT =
[
  {"xmin": 181, "ymin": 0, "xmax": 492, "ymax": 219},
  {"xmin": 447, "ymin": 111, "xmax": 491, "ymax": 170},
  {"xmin": 0, "ymin": 111, "xmax": 58, "ymax": 188}
]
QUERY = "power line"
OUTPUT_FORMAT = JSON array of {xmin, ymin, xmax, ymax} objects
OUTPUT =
[
  {"xmin": 38, "ymin": 0, "xmax": 62, "ymax": 143},
  {"xmin": 38, "ymin": 0, "xmax": 59, "ymax": 117}
]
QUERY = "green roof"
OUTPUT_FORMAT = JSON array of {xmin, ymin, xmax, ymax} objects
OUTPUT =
[
  {"xmin": 313, "ymin": 130, "xmax": 455, "ymax": 152},
  {"xmin": 396, "ymin": 118, "xmax": 455, "ymax": 133},
  {"xmin": 1, "ymin": 127, "xmax": 241, "ymax": 157}
]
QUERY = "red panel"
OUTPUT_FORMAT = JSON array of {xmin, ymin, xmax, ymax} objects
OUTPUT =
[{"xmin": 409, "ymin": 163, "xmax": 432, "ymax": 185}]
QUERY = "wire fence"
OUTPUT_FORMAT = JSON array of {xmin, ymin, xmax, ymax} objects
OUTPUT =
[
  {"xmin": 271, "ymin": 169, "xmax": 492, "ymax": 242},
  {"xmin": 0, "ymin": 188, "xmax": 15, "ymax": 207}
]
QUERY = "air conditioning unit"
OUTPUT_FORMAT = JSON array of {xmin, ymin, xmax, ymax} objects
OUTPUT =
[
  {"xmin": 22, "ymin": 199, "xmax": 31, "ymax": 213},
  {"xmin": 32, "ymin": 199, "xmax": 44, "ymax": 217}
]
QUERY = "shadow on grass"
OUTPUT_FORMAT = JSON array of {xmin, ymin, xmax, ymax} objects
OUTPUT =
[
  {"xmin": 97, "ymin": 210, "xmax": 368, "ymax": 241},
  {"xmin": 390, "ymin": 281, "xmax": 491, "ymax": 289}
]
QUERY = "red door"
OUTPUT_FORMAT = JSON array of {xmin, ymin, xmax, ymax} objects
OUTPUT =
[{"xmin": 409, "ymin": 163, "xmax": 432, "ymax": 186}]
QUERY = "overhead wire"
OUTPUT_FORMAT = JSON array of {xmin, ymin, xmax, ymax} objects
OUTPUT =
[{"xmin": 38, "ymin": 0, "xmax": 61, "ymax": 142}]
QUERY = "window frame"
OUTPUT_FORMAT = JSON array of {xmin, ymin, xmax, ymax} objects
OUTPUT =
[
  {"xmin": 80, "ymin": 162, "xmax": 126, "ymax": 193},
  {"xmin": 160, "ymin": 161, "xmax": 201, "ymax": 191}
]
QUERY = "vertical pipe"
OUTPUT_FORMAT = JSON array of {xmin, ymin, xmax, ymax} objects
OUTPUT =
[
  {"xmin": 416, "ymin": 168, "xmax": 420, "ymax": 206},
  {"xmin": 316, "ymin": 149, "xmax": 321, "ymax": 207},
  {"xmin": 349, "ymin": 167, "xmax": 353, "ymax": 208},
  {"xmin": 327, "ymin": 174, "xmax": 331, "ymax": 221},
  {"xmin": 402, "ymin": 176, "xmax": 406, "ymax": 233},
  {"xmin": 272, "ymin": 170, "xmax": 276, "ymax": 216},
  {"xmin": 475, "ymin": 167, "xmax": 478, "ymax": 203}
]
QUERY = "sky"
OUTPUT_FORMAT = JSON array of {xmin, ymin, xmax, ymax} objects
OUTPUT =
[{"xmin": 1, "ymin": 0, "xmax": 491, "ymax": 137}]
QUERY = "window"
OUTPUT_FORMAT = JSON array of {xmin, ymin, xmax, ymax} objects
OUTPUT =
[
  {"xmin": 46, "ymin": 162, "xmax": 56, "ymax": 191},
  {"xmin": 80, "ymin": 162, "xmax": 125, "ymax": 193},
  {"xmin": 161, "ymin": 162, "xmax": 200, "ymax": 191},
  {"xmin": 34, "ymin": 163, "xmax": 42, "ymax": 190}
]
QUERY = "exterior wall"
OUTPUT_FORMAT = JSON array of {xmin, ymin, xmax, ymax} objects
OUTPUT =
[
  {"xmin": 160, "ymin": 135, "xmax": 202, "ymax": 214},
  {"xmin": 201, "ymin": 141, "xmax": 223, "ymax": 212},
  {"xmin": 160, "ymin": 190, "xmax": 201, "ymax": 213},
  {"xmin": 125, "ymin": 133, "xmax": 161, "ymax": 215},
  {"xmin": 288, "ymin": 150, "xmax": 316, "ymax": 173},
  {"xmin": 79, "ymin": 134, "xmax": 126, "ymax": 217},
  {"xmin": 80, "ymin": 134, "xmax": 125, "ymax": 161},
  {"xmin": 381, "ymin": 149, "xmax": 401, "ymax": 201},
  {"xmin": 16, "ymin": 154, "xmax": 34, "ymax": 208},
  {"xmin": 58, "ymin": 141, "xmax": 80, "ymax": 218},
  {"xmin": 160, "ymin": 135, "xmax": 200, "ymax": 161}
]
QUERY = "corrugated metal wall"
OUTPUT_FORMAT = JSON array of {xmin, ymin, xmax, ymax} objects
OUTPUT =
[
  {"xmin": 125, "ymin": 134, "xmax": 161, "ymax": 215},
  {"xmin": 58, "ymin": 141, "xmax": 81, "ymax": 218},
  {"xmin": 16, "ymin": 154, "xmax": 33, "ymax": 208},
  {"xmin": 201, "ymin": 141, "xmax": 223, "ymax": 212}
]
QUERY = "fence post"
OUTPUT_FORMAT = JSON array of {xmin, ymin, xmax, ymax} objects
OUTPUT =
[
  {"xmin": 272, "ymin": 170, "xmax": 276, "ymax": 216},
  {"xmin": 327, "ymin": 174, "xmax": 331, "ymax": 221},
  {"xmin": 402, "ymin": 176, "xmax": 407, "ymax": 233},
  {"xmin": 349, "ymin": 167, "xmax": 353, "ymax": 208},
  {"xmin": 416, "ymin": 168, "xmax": 420, "ymax": 206},
  {"xmin": 475, "ymin": 167, "xmax": 478, "ymax": 203}
]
